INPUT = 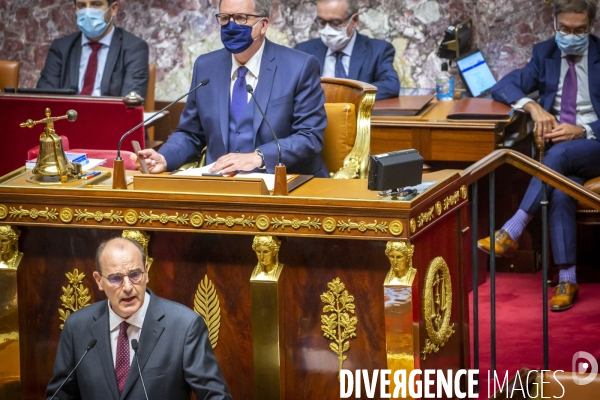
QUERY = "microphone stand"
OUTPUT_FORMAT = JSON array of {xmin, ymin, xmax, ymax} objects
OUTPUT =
[
  {"xmin": 246, "ymin": 85, "xmax": 288, "ymax": 196},
  {"xmin": 112, "ymin": 78, "xmax": 210, "ymax": 189}
]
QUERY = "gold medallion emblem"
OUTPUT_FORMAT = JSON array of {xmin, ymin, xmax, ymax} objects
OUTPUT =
[
  {"xmin": 460, "ymin": 185, "xmax": 468, "ymax": 200},
  {"xmin": 409, "ymin": 218, "xmax": 416, "ymax": 233},
  {"xmin": 256, "ymin": 215, "xmax": 270, "ymax": 231},
  {"xmin": 190, "ymin": 212, "xmax": 204, "ymax": 228},
  {"xmin": 323, "ymin": 217, "xmax": 336, "ymax": 233},
  {"xmin": 124, "ymin": 209, "xmax": 138, "ymax": 225},
  {"xmin": 389, "ymin": 220, "xmax": 404, "ymax": 236},
  {"xmin": 60, "ymin": 208, "xmax": 73, "ymax": 223},
  {"xmin": 0, "ymin": 204, "xmax": 7, "ymax": 220}
]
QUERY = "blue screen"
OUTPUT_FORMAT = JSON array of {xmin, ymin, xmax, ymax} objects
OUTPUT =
[{"xmin": 456, "ymin": 51, "xmax": 497, "ymax": 97}]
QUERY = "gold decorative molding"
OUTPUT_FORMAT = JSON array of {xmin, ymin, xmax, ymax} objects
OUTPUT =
[
  {"xmin": 435, "ymin": 201, "xmax": 442, "ymax": 216},
  {"xmin": 74, "ymin": 209, "xmax": 123, "ymax": 223},
  {"xmin": 256, "ymin": 215, "xmax": 269, "ymax": 231},
  {"xmin": 194, "ymin": 275, "xmax": 221, "ymax": 349},
  {"xmin": 251, "ymin": 236, "xmax": 282, "ymax": 281},
  {"xmin": 321, "ymin": 277, "xmax": 357, "ymax": 374},
  {"xmin": 124, "ymin": 209, "xmax": 138, "ymax": 225},
  {"xmin": 337, "ymin": 219, "xmax": 388, "ymax": 233},
  {"xmin": 0, "ymin": 225, "xmax": 22, "ymax": 270},
  {"xmin": 410, "ymin": 218, "xmax": 416, "ymax": 233},
  {"xmin": 443, "ymin": 190, "xmax": 461, "ymax": 210},
  {"xmin": 58, "ymin": 269, "xmax": 91, "ymax": 330},
  {"xmin": 417, "ymin": 206, "xmax": 435, "ymax": 227},
  {"xmin": 389, "ymin": 220, "xmax": 403, "ymax": 236},
  {"xmin": 323, "ymin": 217, "xmax": 336, "ymax": 233},
  {"xmin": 204, "ymin": 214, "xmax": 255, "ymax": 228},
  {"xmin": 122, "ymin": 230, "xmax": 153, "ymax": 270},
  {"xmin": 0, "ymin": 205, "xmax": 8, "ymax": 220},
  {"xmin": 190, "ymin": 212, "xmax": 204, "ymax": 228},
  {"xmin": 59, "ymin": 208, "xmax": 73, "ymax": 223},
  {"xmin": 139, "ymin": 211, "xmax": 189, "ymax": 225},
  {"xmin": 271, "ymin": 216, "xmax": 321, "ymax": 230},
  {"xmin": 460, "ymin": 184, "xmax": 468, "ymax": 200},
  {"xmin": 384, "ymin": 241, "xmax": 416, "ymax": 286},
  {"xmin": 422, "ymin": 257, "xmax": 455, "ymax": 359},
  {"xmin": 9, "ymin": 206, "xmax": 58, "ymax": 221}
]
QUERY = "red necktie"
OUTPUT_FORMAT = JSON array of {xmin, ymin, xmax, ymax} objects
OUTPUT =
[
  {"xmin": 80, "ymin": 42, "xmax": 103, "ymax": 95},
  {"xmin": 115, "ymin": 321, "xmax": 130, "ymax": 395}
]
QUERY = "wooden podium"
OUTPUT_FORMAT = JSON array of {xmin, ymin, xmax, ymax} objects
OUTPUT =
[{"xmin": 0, "ymin": 169, "xmax": 471, "ymax": 399}]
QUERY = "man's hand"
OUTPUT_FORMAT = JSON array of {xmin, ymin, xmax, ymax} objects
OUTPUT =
[
  {"xmin": 544, "ymin": 123, "xmax": 583, "ymax": 143},
  {"xmin": 131, "ymin": 149, "xmax": 167, "ymax": 173},
  {"xmin": 209, "ymin": 152, "xmax": 263, "ymax": 175},
  {"xmin": 523, "ymin": 102, "xmax": 558, "ymax": 140}
]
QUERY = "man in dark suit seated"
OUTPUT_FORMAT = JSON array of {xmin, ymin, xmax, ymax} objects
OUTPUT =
[
  {"xmin": 294, "ymin": 0, "xmax": 400, "ymax": 100},
  {"xmin": 46, "ymin": 237, "xmax": 231, "ymax": 399},
  {"xmin": 478, "ymin": 0, "xmax": 600, "ymax": 311},
  {"xmin": 138, "ymin": 0, "xmax": 329, "ymax": 177},
  {"xmin": 37, "ymin": 0, "xmax": 149, "ymax": 98}
]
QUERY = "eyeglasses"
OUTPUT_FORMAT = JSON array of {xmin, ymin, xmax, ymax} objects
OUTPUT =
[
  {"xmin": 215, "ymin": 13, "xmax": 265, "ymax": 26},
  {"xmin": 314, "ymin": 14, "xmax": 354, "ymax": 29},
  {"xmin": 554, "ymin": 21, "xmax": 589, "ymax": 38},
  {"xmin": 101, "ymin": 271, "xmax": 145, "ymax": 287}
]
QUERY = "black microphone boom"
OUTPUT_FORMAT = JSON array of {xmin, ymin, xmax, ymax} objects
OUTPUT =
[
  {"xmin": 49, "ymin": 338, "xmax": 97, "ymax": 400},
  {"xmin": 246, "ymin": 84, "xmax": 283, "ymax": 166},
  {"xmin": 131, "ymin": 339, "xmax": 149, "ymax": 400}
]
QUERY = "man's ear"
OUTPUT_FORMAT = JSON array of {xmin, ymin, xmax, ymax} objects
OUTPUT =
[
  {"xmin": 110, "ymin": 1, "xmax": 119, "ymax": 17},
  {"xmin": 260, "ymin": 17, "xmax": 269, "ymax": 35},
  {"xmin": 93, "ymin": 271, "xmax": 105, "ymax": 292}
]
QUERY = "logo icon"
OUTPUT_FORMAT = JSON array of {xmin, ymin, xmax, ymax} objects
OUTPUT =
[{"xmin": 572, "ymin": 351, "xmax": 598, "ymax": 385}]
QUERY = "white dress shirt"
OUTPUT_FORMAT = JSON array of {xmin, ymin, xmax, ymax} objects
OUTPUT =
[
  {"xmin": 230, "ymin": 40, "xmax": 266, "ymax": 103},
  {"xmin": 322, "ymin": 29, "xmax": 357, "ymax": 78},
  {"xmin": 79, "ymin": 26, "xmax": 115, "ymax": 96},
  {"xmin": 108, "ymin": 291, "xmax": 150, "ymax": 367}
]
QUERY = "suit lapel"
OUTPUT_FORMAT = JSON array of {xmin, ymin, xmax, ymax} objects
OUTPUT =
[
  {"xmin": 68, "ymin": 35, "xmax": 83, "ymax": 92},
  {"xmin": 252, "ymin": 40, "xmax": 276, "ymax": 146},
  {"xmin": 348, "ymin": 32, "xmax": 366, "ymax": 80},
  {"xmin": 90, "ymin": 301, "xmax": 120, "ymax": 400},
  {"xmin": 544, "ymin": 45, "xmax": 561, "ymax": 111},
  {"xmin": 101, "ymin": 27, "xmax": 122, "ymax": 96},
  {"xmin": 219, "ymin": 51, "xmax": 233, "ymax": 152}
]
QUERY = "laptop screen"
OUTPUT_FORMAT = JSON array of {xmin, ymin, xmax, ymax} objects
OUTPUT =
[{"xmin": 456, "ymin": 50, "xmax": 497, "ymax": 97}]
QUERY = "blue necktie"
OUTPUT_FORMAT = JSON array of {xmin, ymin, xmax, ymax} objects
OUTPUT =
[
  {"xmin": 231, "ymin": 66, "xmax": 249, "ymax": 121},
  {"xmin": 334, "ymin": 52, "xmax": 347, "ymax": 79}
]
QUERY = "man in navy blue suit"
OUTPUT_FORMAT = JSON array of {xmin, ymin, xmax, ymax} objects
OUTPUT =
[
  {"xmin": 295, "ymin": 0, "xmax": 400, "ymax": 100},
  {"xmin": 139, "ymin": 0, "xmax": 329, "ymax": 177},
  {"xmin": 478, "ymin": 0, "xmax": 600, "ymax": 311}
]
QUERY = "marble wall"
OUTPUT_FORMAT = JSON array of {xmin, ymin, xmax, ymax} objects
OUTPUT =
[{"xmin": 1, "ymin": 0, "xmax": 598, "ymax": 100}]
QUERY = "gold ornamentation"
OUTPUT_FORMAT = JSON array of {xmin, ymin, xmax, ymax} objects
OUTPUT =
[
  {"xmin": 0, "ymin": 205, "xmax": 7, "ymax": 220},
  {"xmin": 0, "ymin": 225, "xmax": 23, "ymax": 270},
  {"xmin": 271, "ymin": 216, "xmax": 321, "ymax": 230},
  {"xmin": 58, "ymin": 269, "xmax": 91, "ymax": 330},
  {"xmin": 321, "ymin": 278, "xmax": 357, "ymax": 374},
  {"xmin": 59, "ymin": 208, "xmax": 73, "ymax": 223},
  {"xmin": 74, "ymin": 209, "xmax": 123, "ymax": 223},
  {"xmin": 190, "ymin": 212, "xmax": 204, "ymax": 228},
  {"xmin": 337, "ymin": 219, "xmax": 388, "ymax": 233},
  {"xmin": 422, "ymin": 257, "xmax": 455, "ymax": 359},
  {"xmin": 460, "ymin": 185, "xmax": 468, "ymax": 200},
  {"xmin": 194, "ymin": 275, "xmax": 221, "ymax": 349},
  {"xmin": 9, "ymin": 206, "xmax": 58, "ymax": 221},
  {"xmin": 389, "ymin": 220, "xmax": 404, "ymax": 236},
  {"xmin": 124, "ymin": 210, "xmax": 138, "ymax": 225},
  {"xmin": 417, "ymin": 207, "xmax": 435, "ymax": 227},
  {"xmin": 139, "ymin": 211, "xmax": 189, "ymax": 225},
  {"xmin": 435, "ymin": 201, "xmax": 442, "ymax": 216},
  {"xmin": 410, "ymin": 219, "xmax": 416, "ymax": 233},
  {"xmin": 443, "ymin": 190, "xmax": 461, "ymax": 210},
  {"xmin": 384, "ymin": 241, "xmax": 416, "ymax": 286},
  {"xmin": 204, "ymin": 214, "xmax": 254, "ymax": 228},
  {"xmin": 122, "ymin": 230, "xmax": 153, "ymax": 270},
  {"xmin": 256, "ymin": 215, "xmax": 270, "ymax": 231},
  {"xmin": 323, "ymin": 217, "xmax": 336, "ymax": 233},
  {"xmin": 251, "ymin": 236, "xmax": 283, "ymax": 281}
]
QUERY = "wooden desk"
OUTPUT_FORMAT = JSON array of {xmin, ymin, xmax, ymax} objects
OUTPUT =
[
  {"xmin": 0, "ymin": 170, "xmax": 471, "ymax": 399},
  {"xmin": 371, "ymin": 100, "xmax": 527, "ymax": 162}
]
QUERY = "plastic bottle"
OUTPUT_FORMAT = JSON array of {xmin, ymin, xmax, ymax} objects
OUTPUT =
[{"xmin": 435, "ymin": 62, "xmax": 454, "ymax": 102}]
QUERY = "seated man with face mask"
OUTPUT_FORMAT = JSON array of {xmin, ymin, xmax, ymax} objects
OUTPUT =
[
  {"xmin": 295, "ymin": 0, "xmax": 400, "ymax": 100},
  {"xmin": 37, "ymin": 0, "xmax": 149, "ymax": 98},
  {"xmin": 137, "ymin": 0, "xmax": 329, "ymax": 177}
]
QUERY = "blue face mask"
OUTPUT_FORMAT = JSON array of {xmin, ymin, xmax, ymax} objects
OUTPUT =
[
  {"xmin": 77, "ymin": 7, "xmax": 111, "ymax": 39},
  {"xmin": 220, "ymin": 20, "xmax": 262, "ymax": 54},
  {"xmin": 555, "ymin": 32, "xmax": 589, "ymax": 55}
]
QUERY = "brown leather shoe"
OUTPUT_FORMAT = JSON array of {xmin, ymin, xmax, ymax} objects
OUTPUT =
[
  {"xmin": 550, "ymin": 281, "xmax": 579, "ymax": 311},
  {"xmin": 477, "ymin": 229, "xmax": 519, "ymax": 257}
]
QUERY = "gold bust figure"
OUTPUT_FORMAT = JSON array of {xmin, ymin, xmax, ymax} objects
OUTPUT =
[
  {"xmin": 0, "ymin": 225, "xmax": 23, "ymax": 270},
  {"xmin": 384, "ymin": 241, "xmax": 416, "ymax": 286},
  {"xmin": 251, "ymin": 236, "xmax": 283, "ymax": 281},
  {"xmin": 122, "ymin": 230, "xmax": 153, "ymax": 269}
]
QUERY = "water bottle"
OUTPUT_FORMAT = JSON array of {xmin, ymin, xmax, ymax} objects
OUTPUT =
[{"xmin": 436, "ymin": 62, "xmax": 454, "ymax": 102}]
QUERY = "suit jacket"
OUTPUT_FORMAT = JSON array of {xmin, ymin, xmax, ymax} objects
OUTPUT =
[
  {"xmin": 46, "ymin": 290, "xmax": 231, "ymax": 400},
  {"xmin": 295, "ymin": 33, "xmax": 400, "ymax": 100},
  {"xmin": 158, "ymin": 40, "xmax": 329, "ymax": 177},
  {"xmin": 37, "ymin": 27, "xmax": 149, "ymax": 98},
  {"xmin": 492, "ymin": 35, "xmax": 600, "ymax": 138}
]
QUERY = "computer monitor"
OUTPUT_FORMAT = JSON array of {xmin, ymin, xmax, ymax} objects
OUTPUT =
[{"xmin": 456, "ymin": 50, "xmax": 497, "ymax": 98}]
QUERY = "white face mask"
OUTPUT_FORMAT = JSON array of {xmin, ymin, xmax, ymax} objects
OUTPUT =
[{"xmin": 319, "ymin": 25, "xmax": 352, "ymax": 52}]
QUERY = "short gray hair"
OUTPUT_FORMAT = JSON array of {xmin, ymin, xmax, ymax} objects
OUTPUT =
[
  {"xmin": 317, "ymin": 0, "xmax": 359, "ymax": 16},
  {"xmin": 554, "ymin": 0, "xmax": 596, "ymax": 22},
  {"xmin": 95, "ymin": 237, "xmax": 146, "ymax": 273},
  {"xmin": 218, "ymin": 0, "xmax": 271, "ymax": 17}
]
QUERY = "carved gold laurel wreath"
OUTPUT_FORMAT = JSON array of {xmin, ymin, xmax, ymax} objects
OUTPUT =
[
  {"xmin": 58, "ymin": 269, "xmax": 91, "ymax": 330},
  {"xmin": 194, "ymin": 275, "xmax": 221, "ymax": 349}
]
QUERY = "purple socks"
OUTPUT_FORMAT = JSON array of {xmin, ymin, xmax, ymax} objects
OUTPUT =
[{"xmin": 501, "ymin": 209, "xmax": 533, "ymax": 242}]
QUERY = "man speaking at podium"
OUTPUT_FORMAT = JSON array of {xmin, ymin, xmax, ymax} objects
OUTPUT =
[
  {"xmin": 37, "ymin": 0, "xmax": 149, "ymax": 98},
  {"xmin": 46, "ymin": 238, "xmax": 231, "ymax": 399},
  {"xmin": 138, "ymin": 0, "xmax": 329, "ymax": 177}
]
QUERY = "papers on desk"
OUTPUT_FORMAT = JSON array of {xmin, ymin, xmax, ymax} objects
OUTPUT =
[{"xmin": 143, "ymin": 112, "xmax": 165, "ymax": 126}]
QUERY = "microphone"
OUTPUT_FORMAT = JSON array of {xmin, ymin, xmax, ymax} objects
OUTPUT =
[
  {"xmin": 131, "ymin": 339, "xmax": 149, "ymax": 400},
  {"xmin": 49, "ymin": 338, "xmax": 97, "ymax": 400},
  {"xmin": 112, "ymin": 78, "xmax": 210, "ymax": 189},
  {"xmin": 246, "ymin": 84, "xmax": 288, "ymax": 195}
]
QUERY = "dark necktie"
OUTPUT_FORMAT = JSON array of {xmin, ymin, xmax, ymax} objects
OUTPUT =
[
  {"xmin": 559, "ymin": 55, "xmax": 577, "ymax": 125},
  {"xmin": 334, "ymin": 51, "xmax": 347, "ymax": 79},
  {"xmin": 80, "ymin": 42, "xmax": 103, "ymax": 95},
  {"xmin": 115, "ymin": 321, "xmax": 130, "ymax": 395},
  {"xmin": 231, "ymin": 66, "xmax": 249, "ymax": 121}
]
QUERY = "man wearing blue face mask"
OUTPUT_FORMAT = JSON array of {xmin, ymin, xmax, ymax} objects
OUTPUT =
[
  {"xmin": 480, "ymin": 0, "xmax": 600, "ymax": 311},
  {"xmin": 37, "ymin": 0, "xmax": 149, "ymax": 98},
  {"xmin": 295, "ymin": 0, "xmax": 400, "ymax": 100},
  {"xmin": 137, "ymin": 0, "xmax": 329, "ymax": 177}
]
